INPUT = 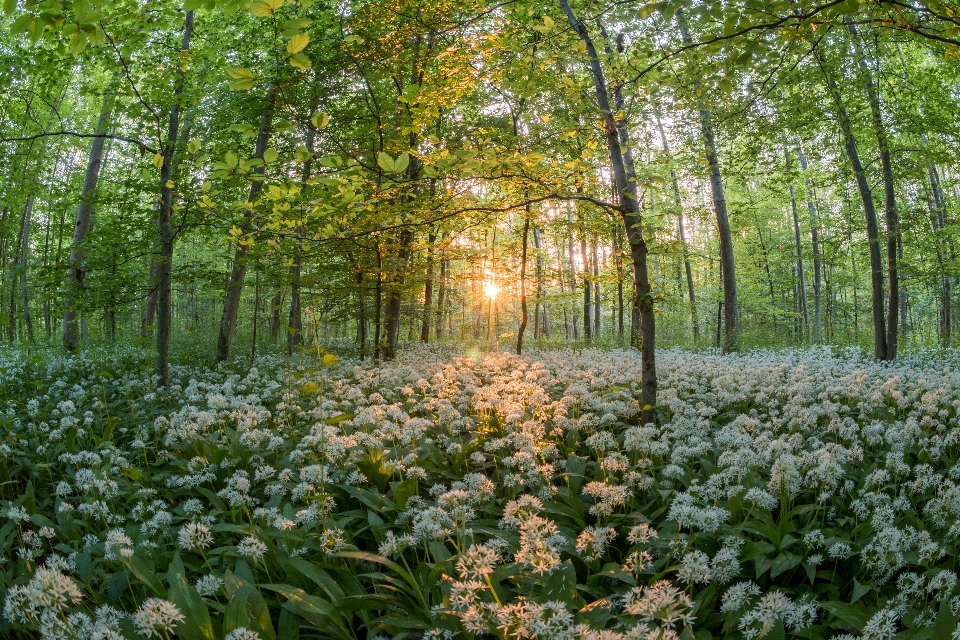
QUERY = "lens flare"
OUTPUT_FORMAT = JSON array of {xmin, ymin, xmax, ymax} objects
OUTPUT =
[{"xmin": 483, "ymin": 281, "xmax": 499, "ymax": 299}]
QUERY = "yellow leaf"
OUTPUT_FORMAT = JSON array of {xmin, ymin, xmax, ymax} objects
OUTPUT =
[
  {"xmin": 165, "ymin": 180, "xmax": 175, "ymax": 188},
  {"xmin": 543, "ymin": 15, "xmax": 555, "ymax": 30},
  {"xmin": 152, "ymin": 154, "xmax": 164, "ymax": 169},
  {"xmin": 323, "ymin": 354, "xmax": 338, "ymax": 367},
  {"xmin": 302, "ymin": 381, "xmax": 318, "ymax": 394},
  {"xmin": 289, "ymin": 52, "xmax": 311, "ymax": 70},
  {"xmin": 227, "ymin": 67, "xmax": 254, "ymax": 79},
  {"xmin": 310, "ymin": 112, "xmax": 329, "ymax": 129},
  {"xmin": 286, "ymin": 32, "xmax": 309, "ymax": 54},
  {"xmin": 247, "ymin": 0, "xmax": 282, "ymax": 16}
]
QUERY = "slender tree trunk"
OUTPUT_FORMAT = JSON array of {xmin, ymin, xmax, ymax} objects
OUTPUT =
[
  {"xmin": 678, "ymin": 12, "xmax": 738, "ymax": 352},
  {"xmin": 215, "ymin": 85, "xmax": 274, "ymax": 362},
  {"xmin": 580, "ymin": 224, "xmax": 591, "ymax": 341},
  {"xmin": 155, "ymin": 11, "xmax": 194, "ymax": 385},
  {"xmin": 612, "ymin": 224, "xmax": 624, "ymax": 339},
  {"xmin": 8, "ymin": 207, "xmax": 24, "ymax": 344},
  {"xmin": 784, "ymin": 137, "xmax": 810, "ymax": 340},
  {"xmin": 289, "ymin": 100, "xmax": 316, "ymax": 355},
  {"xmin": 517, "ymin": 212, "xmax": 530, "ymax": 354},
  {"xmin": 270, "ymin": 292, "xmax": 282, "ymax": 342},
  {"xmin": 561, "ymin": 0, "xmax": 655, "ymax": 423},
  {"xmin": 592, "ymin": 239, "xmax": 600, "ymax": 337},
  {"xmin": 816, "ymin": 48, "xmax": 887, "ymax": 359},
  {"xmin": 565, "ymin": 206, "xmax": 580, "ymax": 339},
  {"xmin": 435, "ymin": 236, "xmax": 447, "ymax": 339},
  {"xmin": 20, "ymin": 200, "xmax": 33, "ymax": 342},
  {"xmin": 927, "ymin": 158, "xmax": 951, "ymax": 345},
  {"xmin": 797, "ymin": 143, "xmax": 823, "ymax": 342},
  {"xmin": 421, "ymin": 232, "xmax": 435, "ymax": 342},
  {"xmin": 64, "ymin": 85, "xmax": 115, "ymax": 352},
  {"xmin": 848, "ymin": 19, "xmax": 899, "ymax": 359},
  {"xmin": 374, "ymin": 246, "xmax": 383, "ymax": 361},
  {"xmin": 533, "ymin": 226, "xmax": 549, "ymax": 338}
]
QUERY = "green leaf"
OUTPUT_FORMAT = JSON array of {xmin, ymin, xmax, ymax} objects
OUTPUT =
[
  {"xmin": 289, "ymin": 53, "xmax": 311, "ymax": 70},
  {"xmin": 393, "ymin": 152, "xmax": 410, "ymax": 173},
  {"xmin": 125, "ymin": 554, "xmax": 167, "ymax": 597},
  {"xmin": 286, "ymin": 32, "xmax": 309, "ymax": 54},
  {"xmin": 376, "ymin": 151, "xmax": 395, "ymax": 173},
  {"xmin": 230, "ymin": 77, "xmax": 255, "ymax": 91},
  {"xmin": 227, "ymin": 67, "xmax": 254, "ymax": 79},
  {"xmin": 931, "ymin": 598, "xmax": 955, "ymax": 639},
  {"xmin": 850, "ymin": 579, "xmax": 871, "ymax": 604},
  {"xmin": 69, "ymin": 31, "xmax": 87, "ymax": 56},
  {"xmin": 394, "ymin": 478, "xmax": 417, "ymax": 510},
  {"xmin": 224, "ymin": 151, "xmax": 239, "ymax": 168},
  {"xmin": 261, "ymin": 584, "xmax": 352, "ymax": 640},
  {"xmin": 263, "ymin": 148, "xmax": 279, "ymax": 164},
  {"xmin": 820, "ymin": 600, "xmax": 871, "ymax": 633},
  {"xmin": 311, "ymin": 112, "xmax": 329, "ymax": 129},
  {"xmin": 167, "ymin": 561, "xmax": 216, "ymax": 640},
  {"xmin": 3, "ymin": 0, "xmax": 16, "ymax": 14}
]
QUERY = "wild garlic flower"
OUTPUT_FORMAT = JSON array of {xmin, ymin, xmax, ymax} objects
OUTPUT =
[
  {"xmin": 195, "ymin": 574, "xmax": 223, "ymax": 597},
  {"xmin": 576, "ymin": 526, "xmax": 617, "ymax": 562},
  {"xmin": 132, "ymin": 598, "xmax": 184, "ymax": 638},
  {"xmin": 455, "ymin": 543, "xmax": 501, "ymax": 579},
  {"xmin": 622, "ymin": 580, "xmax": 695, "ymax": 628},
  {"xmin": 177, "ymin": 522, "xmax": 213, "ymax": 551},
  {"xmin": 236, "ymin": 536, "xmax": 268, "ymax": 561}
]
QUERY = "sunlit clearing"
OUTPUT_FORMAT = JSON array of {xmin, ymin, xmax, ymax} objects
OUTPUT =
[{"xmin": 483, "ymin": 280, "xmax": 499, "ymax": 299}]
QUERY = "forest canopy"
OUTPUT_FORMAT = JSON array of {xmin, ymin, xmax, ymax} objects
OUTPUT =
[
  {"xmin": 7, "ymin": 2, "xmax": 960, "ymax": 639},
  {"xmin": 2, "ymin": 0, "xmax": 960, "ymax": 387}
]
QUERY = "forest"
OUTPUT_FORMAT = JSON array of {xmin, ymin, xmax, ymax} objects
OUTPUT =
[{"xmin": 3, "ymin": 1, "xmax": 960, "ymax": 639}]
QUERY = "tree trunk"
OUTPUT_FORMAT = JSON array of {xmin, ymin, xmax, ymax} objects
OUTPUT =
[
  {"xmin": 565, "ymin": 206, "xmax": 580, "ymax": 339},
  {"xmin": 289, "ymin": 102, "xmax": 316, "ymax": 355},
  {"xmin": 927, "ymin": 158, "xmax": 950, "ymax": 345},
  {"xmin": 844, "ymin": 18, "xmax": 901, "ymax": 360},
  {"xmin": 847, "ymin": 19, "xmax": 899, "ymax": 359},
  {"xmin": 215, "ymin": 84, "xmax": 274, "ymax": 362},
  {"xmin": 156, "ymin": 11, "xmax": 194, "ymax": 385},
  {"xmin": 654, "ymin": 111, "xmax": 699, "ymax": 340},
  {"xmin": 784, "ymin": 137, "xmax": 810, "ymax": 340},
  {"xmin": 677, "ymin": 13, "xmax": 738, "ymax": 352},
  {"xmin": 797, "ymin": 143, "xmax": 823, "ymax": 342},
  {"xmin": 816, "ymin": 48, "xmax": 887, "ymax": 359},
  {"xmin": 64, "ymin": 85, "xmax": 115, "ymax": 352},
  {"xmin": 517, "ymin": 212, "xmax": 530, "ymax": 354},
  {"xmin": 592, "ymin": 239, "xmax": 600, "ymax": 337},
  {"xmin": 561, "ymin": 0, "xmax": 656, "ymax": 424},
  {"xmin": 20, "ymin": 198, "xmax": 33, "ymax": 343},
  {"xmin": 533, "ymin": 226, "xmax": 549, "ymax": 338},
  {"xmin": 580, "ymin": 223, "xmax": 591, "ymax": 341},
  {"xmin": 435, "ymin": 236, "xmax": 447, "ymax": 338},
  {"xmin": 421, "ymin": 232, "xmax": 435, "ymax": 342}
]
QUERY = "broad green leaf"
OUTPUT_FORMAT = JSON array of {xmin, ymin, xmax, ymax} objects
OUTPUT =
[
  {"xmin": 263, "ymin": 148, "xmax": 279, "ymax": 164},
  {"xmin": 248, "ymin": 0, "xmax": 283, "ymax": 16},
  {"xmin": 311, "ymin": 112, "xmax": 329, "ymax": 129},
  {"xmin": 286, "ymin": 32, "xmax": 309, "ymax": 54},
  {"xmin": 393, "ymin": 152, "xmax": 410, "ymax": 173},
  {"xmin": 376, "ymin": 152, "xmax": 395, "ymax": 173},
  {"xmin": 224, "ymin": 151, "xmax": 239, "ymax": 168},
  {"xmin": 227, "ymin": 67, "xmax": 254, "ymax": 79},
  {"xmin": 289, "ymin": 53, "xmax": 311, "ymax": 70},
  {"xmin": 69, "ymin": 32, "xmax": 87, "ymax": 56}
]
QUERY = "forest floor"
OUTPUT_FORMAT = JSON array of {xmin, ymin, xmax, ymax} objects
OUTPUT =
[{"xmin": 1, "ymin": 343, "xmax": 959, "ymax": 639}]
